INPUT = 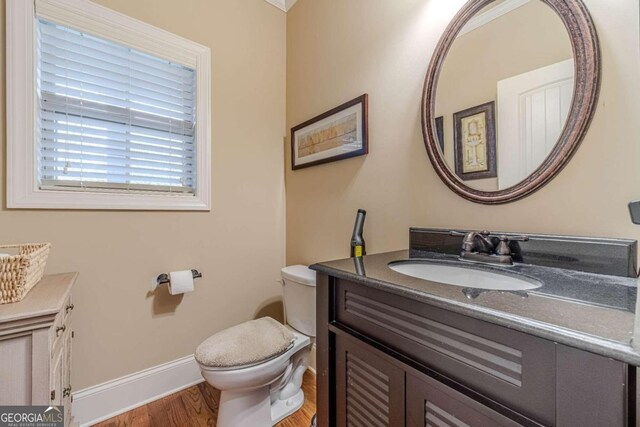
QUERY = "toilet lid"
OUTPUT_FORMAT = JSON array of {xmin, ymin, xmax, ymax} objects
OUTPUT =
[
  {"xmin": 195, "ymin": 317, "xmax": 295, "ymax": 369},
  {"xmin": 281, "ymin": 265, "xmax": 316, "ymax": 286}
]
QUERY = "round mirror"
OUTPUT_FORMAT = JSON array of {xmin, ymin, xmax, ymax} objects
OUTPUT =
[{"xmin": 422, "ymin": 0, "xmax": 600, "ymax": 204}]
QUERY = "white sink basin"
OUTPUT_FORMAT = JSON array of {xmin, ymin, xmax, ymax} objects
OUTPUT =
[{"xmin": 388, "ymin": 261, "xmax": 542, "ymax": 291}]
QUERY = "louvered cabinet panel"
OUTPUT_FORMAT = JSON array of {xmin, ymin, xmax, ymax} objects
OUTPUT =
[
  {"xmin": 336, "ymin": 279, "xmax": 555, "ymax": 425},
  {"xmin": 407, "ymin": 374, "xmax": 522, "ymax": 427},
  {"xmin": 335, "ymin": 334, "xmax": 405, "ymax": 427}
]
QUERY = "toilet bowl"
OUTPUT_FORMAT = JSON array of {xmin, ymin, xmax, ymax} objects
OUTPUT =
[{"xmin": 196, "ymin": 265, "xmax": 316, "ymax": 427}]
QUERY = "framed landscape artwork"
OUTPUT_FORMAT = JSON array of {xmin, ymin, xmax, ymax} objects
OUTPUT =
[
  {"xmin": 453, "ymin": 101, "xmax": 497, "ymax": 181},
  {"xmin": 291, "ymin": 94, "xmax": 368, "ymax": 170}
]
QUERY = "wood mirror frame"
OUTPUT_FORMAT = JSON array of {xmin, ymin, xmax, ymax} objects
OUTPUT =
[{"xmin": 422, "ymin": 0, "xmax": 601, "ymax": 204}]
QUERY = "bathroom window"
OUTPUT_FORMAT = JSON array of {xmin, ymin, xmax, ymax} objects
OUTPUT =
[
  {"xmin": 7, "ymin": 0, "xmax": 211, "ymax": 210},
  {"xmin": 36, "ymin": 20, "xmax": 198, "ymax": 196}
]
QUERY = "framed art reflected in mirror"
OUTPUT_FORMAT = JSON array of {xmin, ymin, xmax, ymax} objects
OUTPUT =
[
  {"xmin": 453, "ymin": 102, "xmax": 496, "ymax": 181},
  {"xmin": 435, "ymin": 116, "xmax": 445, "ymax": 152}
]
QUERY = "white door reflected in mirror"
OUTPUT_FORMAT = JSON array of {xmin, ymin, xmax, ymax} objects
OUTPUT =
[{"xmin": 497, "ymin": 59, "xmax": 574, "ymax": 189}]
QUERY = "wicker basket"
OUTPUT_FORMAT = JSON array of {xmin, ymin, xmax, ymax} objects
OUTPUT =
[{"xmin": 0, "ymin": 243, "xmax": 51, "ymax": 304}]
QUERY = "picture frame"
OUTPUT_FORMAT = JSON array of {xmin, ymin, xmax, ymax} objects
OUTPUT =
[
  {"xmin": 291, "ymin": 94, "xmax": 368, "ymax": 170},
  {"xmin": 435, "ymin": 116, "xmax": 444, "ymax": 152},
  {"xmin": 453, "ymin": 101, "xmax": 497, "ymax": 181}
]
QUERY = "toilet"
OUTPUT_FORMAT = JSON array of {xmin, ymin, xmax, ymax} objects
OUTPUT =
[{"xmin": 195, "ymin": 265, "xmax": 316, "ymax": 427}]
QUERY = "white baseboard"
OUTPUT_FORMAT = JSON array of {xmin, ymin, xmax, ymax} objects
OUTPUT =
[
  {"xmin": 72, "ymin": 355, "xmax": 203, "ymax": 427},
  {"xmin": 72, "ymin": 345, "xmax": 318, "ymax": 426}
]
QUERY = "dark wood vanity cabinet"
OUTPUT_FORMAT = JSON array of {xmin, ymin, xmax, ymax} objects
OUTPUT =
[
  {"xmin": 406, "ymin": 371, "xmax": 521, "ymax": 427},
  {"xmin": 335, "ymin": 334, "xmax": 405, "ymax": 426},
  {"xmin": 317, "ymin": 274, "xmax": 632, "ymax": 427},
  {"xmin": 334, "ymin": 333, "xmax": 520, "ymax": 427}
]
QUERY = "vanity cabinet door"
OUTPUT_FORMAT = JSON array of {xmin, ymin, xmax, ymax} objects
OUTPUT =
[
  {"xmin": 50, "ymin": 347, "xmax": 63, "ymax": 406},
  {"xmin": 335, "ymin": 334, "xmax": 405, "ymax": 427},
  {"xmin": 556, "ymin": 345, "xmax": 627, "ymax": 427},
  {"xmin": 406, "ymin": 373, "xmax": 523, "ymax": 427},
  {"xmin": 62, "ymin": 329, "xmax": 72, "ymax": 425}
]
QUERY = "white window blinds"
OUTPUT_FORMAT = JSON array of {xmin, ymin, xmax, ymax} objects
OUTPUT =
[{"xmin": 36, "ymin": 19, "xmax": 197, "ymax": 194}]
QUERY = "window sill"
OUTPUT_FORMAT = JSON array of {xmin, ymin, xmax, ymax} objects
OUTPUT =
[{"xmin": 7, "ymin": 188, "xmax": 211, "ymax": 211}]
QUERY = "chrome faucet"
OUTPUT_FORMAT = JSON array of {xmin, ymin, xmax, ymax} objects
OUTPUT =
[{"xmin": 451, "ymin": 230, "xmax": 529, "ymax": 265}]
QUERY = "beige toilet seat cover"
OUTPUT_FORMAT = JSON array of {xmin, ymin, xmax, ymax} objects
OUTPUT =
[{"xmin": 195, "ymin": 317, "xmax": 295, "ymax": 368}]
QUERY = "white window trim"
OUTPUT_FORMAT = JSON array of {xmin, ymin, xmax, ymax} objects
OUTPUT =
[{"xmin": 7, "ymin": 0, "xmax": 212, "ymax": 210}]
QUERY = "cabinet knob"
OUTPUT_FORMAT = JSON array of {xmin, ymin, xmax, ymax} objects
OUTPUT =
[
  {"xmin": 56, "ymin": 325, "xmax": 66, "ymax": 336},
  {"xmin": 63, "ymin": 386, "xmax": 72, "ymax": 398},
  {"xmin": 65, "ymin": 303, "xmax": 74, "ymax": 314}
]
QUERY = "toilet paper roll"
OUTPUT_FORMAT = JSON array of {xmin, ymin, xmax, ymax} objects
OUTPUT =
[{"xmin": 168, "ymin": 270, "xmax": 195, "ymax": 295}]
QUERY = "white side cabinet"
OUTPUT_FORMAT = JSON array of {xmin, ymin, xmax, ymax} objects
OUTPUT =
[{"xmin": 0, "ymin": 273, "xmax": 77, "ymax": 425}]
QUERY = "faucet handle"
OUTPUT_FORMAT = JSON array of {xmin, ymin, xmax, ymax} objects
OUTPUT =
[
  {"xmin": 506, "ymin": 234, "xmax": 529, "ymax": 242},
  {"xmin": 495, "ymin": 236, "xmax": 512, "ymax": 256},
  {"xmin": 495, "ymin": 235, "xmax": 529, "ymax": 256}
]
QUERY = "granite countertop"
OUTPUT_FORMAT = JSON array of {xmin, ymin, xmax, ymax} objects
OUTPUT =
[{"xmin": 311, "ymin": 250, "xmax": 640, "ymax": 366}]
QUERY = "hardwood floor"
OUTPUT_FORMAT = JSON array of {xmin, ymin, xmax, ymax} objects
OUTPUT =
[{"xmin": 93, "ymin": 370, "xmax": 316, "ymax": 427}]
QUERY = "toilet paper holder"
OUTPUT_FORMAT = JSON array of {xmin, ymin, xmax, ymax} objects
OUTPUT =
[{"xmin": 154, "ymin": 269, "xmax": 202, "ymax": 290}]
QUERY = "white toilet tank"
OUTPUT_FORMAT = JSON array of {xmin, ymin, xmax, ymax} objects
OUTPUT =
[{"xmin": 281, "ymin": 265, "xmax": 316, "ymax": 337}]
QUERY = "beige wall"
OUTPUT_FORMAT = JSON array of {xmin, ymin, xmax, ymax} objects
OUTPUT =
[
  {"xmin": 286, "ymin": 0, "xmax": 640, "ymax": 265},
  {"xmin": 1, "ymin": 0, "xmax": 286, "ymax": 389},
  {"xmin": 436, "ymin": 1, "xmax": 573, "ymax": 191}
]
